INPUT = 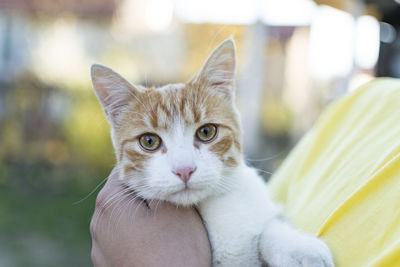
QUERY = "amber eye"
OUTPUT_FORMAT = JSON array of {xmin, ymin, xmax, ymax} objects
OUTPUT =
[
  {"xmin": 196, "ymin": 124, "xmax": 217, "ymax": 142},
  {"xmin": 138, "ymin": 134, "xmax": 161, "ymax": 152}
]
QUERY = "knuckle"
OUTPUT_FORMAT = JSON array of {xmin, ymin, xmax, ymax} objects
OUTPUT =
[
  {"xmin": 95, "ymin": 191, "xmax": 107, "ymax": 210},
  {"xmin": 90, "ymin": 194, "xmax": 109, "ymax": 239},
  {"xmin": 89, "ymin": 216, "xmax": 98, "ymax": 239},
  {"xmin": 91, "ymin": 242, "xmax": 100, "ymax": 267},
  {"xmin": 93, "ymin": 190, "xmax": 113, "ymax": 219}
]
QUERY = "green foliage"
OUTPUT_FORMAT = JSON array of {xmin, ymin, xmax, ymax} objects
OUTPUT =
[{"xmin": 0, "ymin": 73, "xmax": 113, "ymax": 266}]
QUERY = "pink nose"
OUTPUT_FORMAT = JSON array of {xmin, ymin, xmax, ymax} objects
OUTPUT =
[{"xmin": 173, "ymin": 166, "xmax": 196, "ymax": 183}]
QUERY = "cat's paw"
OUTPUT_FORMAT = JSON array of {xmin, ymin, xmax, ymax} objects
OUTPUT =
[{"xmin": 261, "ymin": 227, "xmax": 334, "ymax": 267}]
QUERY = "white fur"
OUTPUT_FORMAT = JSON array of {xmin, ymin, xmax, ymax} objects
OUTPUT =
[{"xmin": 198, "ymin": 163, "xmax": 334, "ymax": 266}]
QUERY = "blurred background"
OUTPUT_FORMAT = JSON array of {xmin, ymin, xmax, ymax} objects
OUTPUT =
[{"xmin": 1, "ymin": 0, "xmax": 400, "ymax": 266}]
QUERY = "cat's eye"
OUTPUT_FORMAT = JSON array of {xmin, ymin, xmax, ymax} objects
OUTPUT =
[
  {"xmin": 138, "ymin": 134, "xmax": 161, "ymax": 152},
  {"xmin": 196, "ymin": 124, "xmax": 218, "ymax": 143}
]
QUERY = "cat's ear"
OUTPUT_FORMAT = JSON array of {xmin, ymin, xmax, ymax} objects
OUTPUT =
[
  {"xmin": 91, "ymin": 64, "xmax": 137, "ymax": 123},
  {"xmin": 194, "ymin": 39, "xmax": 236, "ymax": 98}
]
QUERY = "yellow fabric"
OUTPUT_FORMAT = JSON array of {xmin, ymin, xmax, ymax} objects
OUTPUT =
[{"xmin": 268, "ymin": 78, "xmax": 400, "ymax": 267}]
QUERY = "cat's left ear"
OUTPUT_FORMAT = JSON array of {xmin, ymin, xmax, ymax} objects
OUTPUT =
[
  {"xmin": 91, "ymin": 64, "xmax": 138, "ymax": 124},
  {"xmin": 194, "ymin": 39, "xmax": 236, "ymax": 99}
]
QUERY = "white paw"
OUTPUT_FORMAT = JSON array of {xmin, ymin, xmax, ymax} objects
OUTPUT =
[{"xmin": 262, "ymin": 231, "xmax": 334, "ymax": 267}]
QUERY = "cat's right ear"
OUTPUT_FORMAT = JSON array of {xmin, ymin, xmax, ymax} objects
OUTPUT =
[
  {"xmin": 91, "ymin": 64, "xmax": 137, "ymax": 123},
  {"xmin": 193, "ymin": 39, "xmax": 236, "ymax": 99}
]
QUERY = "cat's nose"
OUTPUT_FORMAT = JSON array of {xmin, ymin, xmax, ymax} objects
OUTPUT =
[{"xmin": 173, "ymin": 166, "xmax": 197, "ymax": 183}]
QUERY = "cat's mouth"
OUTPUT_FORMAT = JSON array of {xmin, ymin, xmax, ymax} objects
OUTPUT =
[{"xmin": 170, "ymin": 186, "xmax": 200, "ymax": 196}]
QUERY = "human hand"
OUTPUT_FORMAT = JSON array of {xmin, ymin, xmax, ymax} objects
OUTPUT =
[{"xmin": 90, "ymin": 168, "xmax": 212, "ymax": 267}]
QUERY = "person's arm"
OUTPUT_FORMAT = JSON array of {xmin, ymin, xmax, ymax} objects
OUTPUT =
[{"xmin": 90, "ymin": 168, "xmax": 212, "ymax": 267}]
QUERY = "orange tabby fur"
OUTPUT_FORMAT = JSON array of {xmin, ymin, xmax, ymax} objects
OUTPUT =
[{"xmin": 91, "ymin": 40, "xmax": 242, "ymax": 182}]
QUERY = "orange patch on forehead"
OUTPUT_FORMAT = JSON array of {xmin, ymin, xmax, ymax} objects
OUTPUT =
[
  {"xmin": 133, "ymin": 84, "xmax": 206, "ymax": 129},
  {"xmin": 117, "ymin": 82, "xmax": 242, "ymax": 156}
]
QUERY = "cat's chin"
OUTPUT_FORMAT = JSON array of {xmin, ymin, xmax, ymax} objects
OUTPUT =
[{"xmin": 165, "ymin": 188, "xmax": 209, "ymax": 206}]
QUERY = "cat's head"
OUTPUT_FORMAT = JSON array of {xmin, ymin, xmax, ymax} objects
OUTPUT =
[{"xmin": 91, "ymin": 39, "xmax": 243, "ymax": 206}]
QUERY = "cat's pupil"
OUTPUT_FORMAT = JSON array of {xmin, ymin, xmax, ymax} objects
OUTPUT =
[
  {"xmin": 146, "ymin": 136, "xmax": 153, "ymax": 145},
  {"xmin": 202, "ymin": 127, "xmax": 209, "ymax": 136}
]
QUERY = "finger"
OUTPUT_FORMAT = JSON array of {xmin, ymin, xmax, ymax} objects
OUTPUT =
[
  {"xmin": 97, "ymin": 167, "xmax": 151, "ymax": 215},
  {"xmin": 91, "ymin": 240, "xmax": 108, "ymax": 267},
  {"xmin": 95, "ymin": 167, "xmax": 124, "ymax": 204}
]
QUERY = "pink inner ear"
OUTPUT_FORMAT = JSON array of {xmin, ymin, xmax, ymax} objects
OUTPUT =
[
  {"xmin": 101, "ymin": 87, "xmax": 132, "ymax": 117},
  {"xmin": 212, "ymin": 81, "xmax": 228, "ymax": 86}
]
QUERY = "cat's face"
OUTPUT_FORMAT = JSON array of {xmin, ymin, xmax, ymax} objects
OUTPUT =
[{"xmin": 91, "ymin": 39, "xmax": 242, "ymax": 206}]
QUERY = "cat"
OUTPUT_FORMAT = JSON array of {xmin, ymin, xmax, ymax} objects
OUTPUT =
[{"xmin": 90, "ymin": 39, "xmax": 334, "ymax": 267}]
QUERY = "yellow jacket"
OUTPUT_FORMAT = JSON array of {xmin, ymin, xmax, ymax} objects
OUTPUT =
[{"xmin": 269, "ymin": 78, "xmax": 400, "ymax": 267}]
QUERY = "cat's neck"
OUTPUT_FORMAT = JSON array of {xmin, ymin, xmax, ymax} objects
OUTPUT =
[{"xmin": 221, "ymin": 160, "xmax": 263, "ymax": 190}]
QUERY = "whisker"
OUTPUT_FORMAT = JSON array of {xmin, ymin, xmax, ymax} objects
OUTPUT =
[
  {"xmin": 154, "ymin": 199, "xmax": 162, "ymax": 214},
  {"xmin": 101, "ymin": 187, "xmax": 133, "ymax": 211},
  {"xmin": 132, "ymin": 198, "xmax": 146, "ymax": 219},
  {"xmin": 253, "ymin": 168, "xmax": 273, "ymax": 176},
  {"xmin": 73, "ymin": 175, "xmax": 109, "ymax": 205},
  {"xmin": 206, "ymin": 25, "xmax": 229, "ymax": 54},
  {"xmin": 108, "ymin": 190, "xmax": 142, "ymax": 236},
  {"xmin": 112, "ymin": 191, "xmax": 140, "ymax": 234},
  {"xmin": 246, "ymin": 150, "xmax": 287, "ymax": 162}
]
